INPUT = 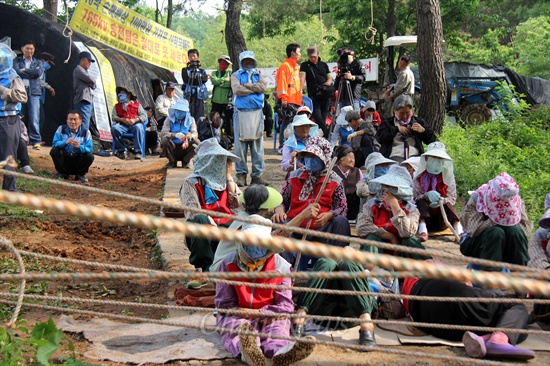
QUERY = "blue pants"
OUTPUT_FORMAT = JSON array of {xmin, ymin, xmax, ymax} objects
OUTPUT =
[
  {"xmin": 233, "ymin": 110, "xmax": 265, "ymax": 178},
  {"xmin": 111, "ymin": 123, "xmax": 145, "ymax": 154},
  {"xmin": 22, "ymin": 91, "xmax": 41, "ymax": 145},
  {"xmin": 74, "ymin": 101, "xmax": 93, "ymax": 131}
]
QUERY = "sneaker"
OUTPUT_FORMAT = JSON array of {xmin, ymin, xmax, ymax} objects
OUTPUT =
[
  {"xmin": 134, "ymin": 154, "xmax": 142, "ymax": 160},
  {"xmin": 238, "ymin": 322, "xmax": 266, "ymax": 366},
  {"xmin": 250, "ymin": 176, "xmax": 269, "ymax": 186},
  {"xmin": 236, "ymin": 174, "xmax": 247, "ymax": 187},
  {"xmin": 185, "ymin": 270, "xmax": 208, "ymax": 290},
  {"xmin": 462, "ymin": 331, "xmax": 487, "ymax": 359},
  {"xmin": 117, "ymin": 150, "xmax": 129, "ymax": 160},
  {"xmin": 75, "ymin": 175, "xmax": 89, "ymax": 182},
  {"xmin": 33, "ymin": 143, "xmax": 41, "ymax": 150},
  {"xmin": 272, "ymin": 335, "xmax": 316, "ymax": 366},
  {"xmin": 165, "ymin": 161, "xmax": 177, "ymax": 169},
  {"xmin": 418, "ymin": 232, "xmax": 428, "ymax": 242},
  {"xmin": 53, "ymin": 173, "xmax": 69, "ymax": 179},
  {"xmin": 21, "ymin": 165, "xmax": 34, "ymax": 174}
]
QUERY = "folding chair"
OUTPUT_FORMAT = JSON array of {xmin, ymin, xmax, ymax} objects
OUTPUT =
[{"xmin": 111, "ymin": 122, "xmax": 147, "ymax": 157}]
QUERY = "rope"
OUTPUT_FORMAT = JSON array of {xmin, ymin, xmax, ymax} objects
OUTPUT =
[
  {"xmin": 1, "ymin": 239, "xmax": 26, "ymax": 328},
  {"xmin": 62, "ymin": 0, "xmax": 74, "ymax": 64},
  {"xmin": 364, "ymin": 0, "xmax": 377, "ymax": 45},
  {"xmin": 1, "ymin": 165, "xmax": 546, "ymax": 277}
]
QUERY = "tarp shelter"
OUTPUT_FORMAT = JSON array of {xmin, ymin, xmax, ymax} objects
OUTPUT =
[{"xmin": 0, "ymin": 3, "xmax": 177, "ymax": 145}]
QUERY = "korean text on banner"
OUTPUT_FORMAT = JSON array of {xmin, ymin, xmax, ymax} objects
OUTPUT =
[{"xmin": 70, "ymin": 0, "xmax": 193, "ymax": 71}]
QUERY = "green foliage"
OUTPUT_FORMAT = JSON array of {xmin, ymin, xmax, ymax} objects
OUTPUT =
[
  {"xmin": 513, "ymin": 16, "xmax": 550, "ymax": 79},
  {"xmin": 440, "ymin": 107, "xmax": 550, "ymax": 223}
]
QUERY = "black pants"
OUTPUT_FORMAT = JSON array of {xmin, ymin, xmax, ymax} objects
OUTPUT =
[
  {"xmin": 17, "ymin": 137, "xmax": 30, "ymax": 167},
  {"xmin": 353, "ymin": 135, "xmax": 377, "ymax": 168},
  {"xmin": 188, "ymin": 95, "xmax": 205, "ymax": 122},
  {"xmin": 409, "ymin": 279, "xmax": 528, "ymax": 344},
  {"xmin": 311, "ymin": 96, "xmax": 329, "ymax": 138},
  {"xmin": 145, "ymin": 130, "xmax": 158, "ymax": 150},
  {"xmin": 50, "ymin": 147, "xmax": 94, "ymax": 176},
  {"xmin": 212, "ymin": 102, "xmax": 233, "ymax": 138},
  {"xmin": 0, "ymin": 115, "xmax": 21, "ymax": 191}
]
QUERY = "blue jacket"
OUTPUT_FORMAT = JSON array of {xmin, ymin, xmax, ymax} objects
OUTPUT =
[
  {"xmin": 13, "ymin": 57, "xmax": 43, "ymax": 96},
  {"xmin": 234, "ymin": 69, "xmax": 264, "ymax": 110},
  {"xmin": 52, "ymin": 125, "xmax": 93, "ymax": 154}
]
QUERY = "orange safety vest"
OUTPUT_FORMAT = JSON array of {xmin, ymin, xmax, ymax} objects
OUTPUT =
[{"xmin": 276, "ymin": 58, "xmax": 302, "ymax": 106}]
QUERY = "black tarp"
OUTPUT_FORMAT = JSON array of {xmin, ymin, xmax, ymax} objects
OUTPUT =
[{"xmin": 0, "ymin": 4, "xmax": 176, "ymax": 144}]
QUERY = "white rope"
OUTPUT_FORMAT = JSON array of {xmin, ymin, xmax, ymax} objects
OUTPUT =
[
  {"xmin": 62, "ymin": 0, "xmax": 74, "ymax": 64},
  {"xmin": 364, "ymin": 0, "xmax": 377, "ymax": 45}
]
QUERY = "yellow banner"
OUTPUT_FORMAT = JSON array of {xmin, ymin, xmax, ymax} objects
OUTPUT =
[{"xmin": 69, "ymin": 0, "xmax": 193, "ymax": 71}]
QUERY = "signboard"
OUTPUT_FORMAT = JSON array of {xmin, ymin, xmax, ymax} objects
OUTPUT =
[{"xmin": 70, "ymin": 0, "xmax": 193, "ymax": 71}]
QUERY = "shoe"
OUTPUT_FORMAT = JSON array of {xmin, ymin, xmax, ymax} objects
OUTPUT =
[
  {"xmin": 463, "ymin": 331, "xmax": 487, "ymax": 359},
  {"xmin": 485, "ymin": 342, "xmax": 535, "ymax": 360},
  {"xmin": 272, "ymin": 335, "xmax": 316, "ymax": 366},
  {"xmin": 53, "ymin": 173, "xmax": 69, "ymax": 179},
  {"xmin": 358, "ymin": 329, "xmax": 377, "ymax": 349},
  {"xmin": 266, "ymin": 133, "xmax": 272, "ymax": 138},
  {"xmin": 291, "ymin": 324, "xmax": 305, "ymax": 338},
  {"xmin": 134, "ymin": 154, "xmax": 142, "ymax": 160},
  {"xmin": 117, "ymin": 150, "xmax": 129, "ymax": 160},
  {"xmin": 21, "ymin": 165, "xmax": 34, "ymax": 174},
  {"xmin": 95, "ymin": 150, "xmax": 111, "ymax": 157},
  {"xmin": 419, "ymin": 232, "xmax": 429, "ymax": 242},
  {"xmin": 33, "ymin": 143, "xmax": 41, "ymax": 150},
  {"xmin": 151, "ymin": 148, "xmax": 160, "ymax": 156},
  {"xmin": 236, "ymin": 174, "xmax": 247, "ymax": 187},
  {"xmin": 185, "ymin": 270, "xmax": 208, "ymax": 290},
  {"xmin": 75, "ymin": 175, "xmax": 89, "ymax": 182},
  {"xmin": 165, "ymin": 161, "xmax": 177, "ymax": 169},
  {"xmin": 238, "ymin": 322, "xmax": 266, "ymax": 366},
  {"xmin": 277, "ymin": 146, "xmax": 284, "ymax": 155},
  {"xmin": 250, "ymin": 176, "xmax": 269, "ymax": 186},
  {"xmin": 182, "ymin": 163, "xmax": 190, "ymax": 169}
]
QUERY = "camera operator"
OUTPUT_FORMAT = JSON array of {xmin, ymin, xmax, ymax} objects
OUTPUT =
[
  {"xmin": 334, "ymin": 47, "xmax": 365, "ymax": 111},
  {"xmin": 182, "ymin": 49, "xmax": 208, "ymax": 121}
]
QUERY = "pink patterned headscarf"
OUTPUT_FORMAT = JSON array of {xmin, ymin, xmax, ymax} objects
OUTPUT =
[{"xmin": 475, "ymin": 172, "xmax": 522, "ymax": 226}]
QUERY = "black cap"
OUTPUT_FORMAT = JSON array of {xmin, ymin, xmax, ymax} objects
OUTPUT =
[
  {"xmin": 78, "ymin": 51, "xmax": 95, "ymax": 62},
  {"xmin": 40, "ymin": 52, "xmax": 55, "ymax": 66},
  {"xmin": 166, "ymin": 81, "xmax": 177, "ymax": 89}
]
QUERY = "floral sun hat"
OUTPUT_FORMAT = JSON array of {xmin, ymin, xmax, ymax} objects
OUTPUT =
[
  {"xmin": 539, "ymin": 193, "xmax": 550, "ymax": 229},
  {"xmin": 475, "ymin": 172, "xmax": 522, "ymax": 226}
]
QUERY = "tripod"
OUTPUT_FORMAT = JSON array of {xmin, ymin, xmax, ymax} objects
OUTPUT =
[{"xmin": 328, "ymin": 77, "xmax": 354, "ymax": 139}]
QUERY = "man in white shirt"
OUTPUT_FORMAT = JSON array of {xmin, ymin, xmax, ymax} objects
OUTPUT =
[{"xmin": 154, "ymin": 81, "xmax": 177, "ymax": 129}]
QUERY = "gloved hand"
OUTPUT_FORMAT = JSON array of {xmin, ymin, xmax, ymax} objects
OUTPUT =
[
  {"xmin": 175, "ymin": 132, "xmax": 185, "ymax": 140},
  {"xmin": 347, "ymin": 132, "xmax": 358, "ymax": 142},
  {"xmin": 426, "ymin": 190, "xmax": 441, "ymax": 207}
]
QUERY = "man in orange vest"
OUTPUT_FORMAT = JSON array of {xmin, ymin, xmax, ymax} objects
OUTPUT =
[
  {"xmin": 111, "ymin": 86, "xmax": 146, "ymax": 160},
  {"xmin": 276, "ymin": 43, "xmax": 302, "ymax": 153}
]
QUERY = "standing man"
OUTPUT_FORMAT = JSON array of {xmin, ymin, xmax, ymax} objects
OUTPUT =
[
  {"xmin": 39, "ymin": 52, "xmax": 55, "ymax": 136},
  {"xmin": 182, "ymin": 49, "xmax": 208, "ymax": 122},
  {"xmin": 334, "ymin": 47, "xmax": 365, "ymax": 111},
  {"xmin": 232, "ymin": 51, "xmax": 268, "ymax": 187},
  {"xmin": 276, "ymin": 43, "xmax": 302, "ymax": 153},
  {"xmin": 299, "ymin": 46, "xmax": 332, "ymax": 137},
  {"xmin": 210, "ymin": 55, "xmax": 233, "ymax": 139},
  {"xmin": 73, "ymin": 51, "xmax": 96, "ymax": 131},
  {"xmin": 388, "ymin": 55, "xmax": 415, "ymax": 103},
  {"xmin": 154, "ymin": 81, "xmax": 177, "ymax": 129},
  {"xmin": 13, "ymin": 41, "xmax": 42, "ymax": 150},
  {"xmin": 0, "ymin": 44, "xmax": 27, "ymax": 192},
  {"xmin": 50, "ymin": 110, "xmax": 94, "ymax": 182}
]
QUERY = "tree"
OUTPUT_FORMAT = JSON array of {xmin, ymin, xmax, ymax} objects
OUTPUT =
[
  {"xmin": 224, "ymin": 0, "xmax": 247, "ymax": 69},
  {"xmin": 43, "ymin": 0, "xmax": 57, "ymax": 22},
  {"xmin": 514, "ymin": 16, "xmax": 550, "ymax": 79},
  {"xmin": 416, "ymin": 0, "xmax": 446, "ymax": 134}
]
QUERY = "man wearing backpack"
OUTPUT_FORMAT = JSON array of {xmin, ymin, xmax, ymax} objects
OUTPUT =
[{"xmin": 210, "ymin": 55, "xmax": 233, "ymax": 139}]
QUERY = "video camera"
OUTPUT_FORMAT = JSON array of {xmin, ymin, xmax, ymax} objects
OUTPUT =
[
  {"xmin": 337, "ymin": 50, "xmax": 353, "ymax": 78},
  {"xmin": 187, "ymin": 60, "xmax": 202, "ymax": 69}
]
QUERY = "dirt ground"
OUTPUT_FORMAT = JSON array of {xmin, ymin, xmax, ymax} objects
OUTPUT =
[{"xmin": 0, "ymin": 144, "xmax": 548, "ymax": 365}]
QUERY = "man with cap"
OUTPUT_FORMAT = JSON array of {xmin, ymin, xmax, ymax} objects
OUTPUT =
[
  {"xmin": 0, "ymin": 43, "xmax": 27, "ymax": 192},
  {"xmin": 13, "ymin": 41, "xmax": 43, "ymax": 149},
  {"xmin": 73, "ymin": 51, "xmax": 96, "ymax": 131},
  {"xmin": 159, "ymin": 98, "xmax": 199, "ymax": 168},
  {"xmin": 299, "ymin": 46, "xmax": 332, "ymax": 137},
  {"xmin": 111, "ymin": 86, "xmax": 147, "ymax": 160},
  {"xmin": 231, "ymin": 50, "xmax": 269, "ymax": 187},
  {"xmin": 460, "ymin": 172, "xmax": 532, "ymax": 271},
  {"xmin": 211, "ymin": 55, "xmax": 233, "ymax": 138},
  {"xmin": 356, "ymin": 165, "xmax": 432, "ymax": 261},
  {"xmin": 154, "ymin": 81, "xmax": 177, "ymax": 130}
]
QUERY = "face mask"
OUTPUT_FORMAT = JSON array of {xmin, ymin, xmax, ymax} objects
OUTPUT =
[
  {"xmin": 374, "ymin": 165, "xmax": 389, "ymax": 178},
  {"xmin": 43, "ymin": 62, "xmax": 52, "ymax": 71},
  {"xmin": 426, "ymin": 156, "xmax": 445, "ymax": 175},
  {"xmin": 118, "ymin": 93, "xmax": 128, "ymax": 103},
  {"xmin": 242, "ymin": 245, "xmax": 268, "ymax": 260},
  {"xmin": 304, "ymin": 157, "xmax": 325, "ymax": 172},
  {"xmin": 174, "ymin": 110, "xmax": 187, "ymax": 120},
  {"xmin": 395, "ymin": 112, "xmax": 412, "ymax": 126}
]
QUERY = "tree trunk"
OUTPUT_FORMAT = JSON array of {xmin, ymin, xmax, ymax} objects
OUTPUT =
[
  {"xmin": 384, "ymin": 0, "xmax": 397, "ymax": 86},
  {"xmin": 416, "ymin": 0, "xmax": 447, "ymax": 134},
  {"xmin": 225, "ymin": 0, "xmax": 247, "ymax": 69},
  {"xmin": 166, "ymin": 0, "xmax": 173, "ymax": 29},
  {"xmin": 42, "ymin": 0, "xmax": 58, "ymax": 22},
  {"xmin": 155, "ymin": 0, "xmax": 159, "ymax": 23}
]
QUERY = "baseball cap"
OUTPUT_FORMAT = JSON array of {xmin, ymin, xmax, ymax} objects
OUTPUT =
[
  {"xmin": 218, "ymin": 55, "xmax": 232, "ymax": 65},
  {"xmin": 78, "ymin": 51, "xmax": 95, "ymax": 62},
  {"xmin": 166, "ymin": 81, "xmax": 177, "ymax": 89}
]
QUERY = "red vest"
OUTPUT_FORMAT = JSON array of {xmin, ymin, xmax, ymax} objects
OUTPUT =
[
  {"xmin": 226, "ymin": 255, "xmax": 283, "ymax": 309},
  {"xmin": 115, "ymin": 101, "xmax": 140, "ymax": 119},
  {"xmin": 194, "ymin": 182, "xmax": 235, "ymax": 225},
  {"xmin": 286, "ymin": 172, "xmax": 339, "ymax": 228},
  {"xmin": 371, "ymin": 202, "xmax": 409, "ymax": 239}
]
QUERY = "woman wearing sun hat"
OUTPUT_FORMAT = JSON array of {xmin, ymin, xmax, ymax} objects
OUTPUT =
[
  {"xmin": 214, "ymin": 184, "xmax": 316, "ymax": 366},
  {"xmin": 281, "ymin": 113, "xmax": 319, "ymax": 173},
  {"xmin": 413, "ymin": 141, "xmax": 462, "ymax": 242},
  {"xmin": 356, "ymin": 165, "xmax": 432, "ymax": 260},
  {"xmin": 459, "ymin": 172, "xmax": 532, "ymax": 271},
  {"xmin": 356, "ymin": 152, "xmax": 397, "ymax": 214}
]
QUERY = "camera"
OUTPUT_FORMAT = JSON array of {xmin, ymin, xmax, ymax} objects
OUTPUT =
[
  {"xmin": 187, "ymin": 60, "xmax": 201, "ymax": 69},
  {"xmin": 337, "ymin": 51, "xmax": 352, "ymax": 77}
]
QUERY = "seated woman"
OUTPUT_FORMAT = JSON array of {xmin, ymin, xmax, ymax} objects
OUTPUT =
[
  {"xmin": 144, "ymin": 106, "xmax": 160, "ymax": 155},
  {"xmin": 460, "ymin": 172, "xmax": 532, "ymax": 271},
  {"xmin": 402, "ymin": 264, "xmax": 535, "ymax": 360},
  {"xmin": 329, "ymin": 106, "xmax": 354, "ymax": 148},
  {"xmin": 179, "ymin": 138, "xmax": 241, "ymax": 288},
  {"xmin": 356, "ymin": 152, "xmax": 397, "ymax": 214},
  {"xmin": 280, "ymin": 114, "xmax": 319, "ymax": 173},
  {"xmin": 215, "ymin": 186, "xmax": 315, "ymax": 366},
  {"xmin": 413, "ymin": 142, "xmax": 463, "ymax": 242},
  {"xmin": 356, "ymin": 165, "xmax": 431, "ymax": 261},
  {"xmin": 400, "ymin": 156, "xmax": 420, "ymax": 179},
  {"xmin": 272, "ymin": 137, "xmax": 350, "ymax": 270},
  {"xmin": 197, "ymin": 111, "xmax": 223, "ymax": 142},
  {"xmin": 344, "ymin": 110, "xmax": 378, "ymax": 167},
  {"xmin": 292, "ymin": 252, "xmax": 378, "ymax": 348},
  {"xmin": 376, "ymin": 95, "xmax": 435, "ymax": 163},
  {"xmin": 333, "ymin": 145, "xmax": 363, "ymax": 221},
  {"xmin": 360, "ymin": 100, "xmax": 382, "ymax": 128},
  {"xmin": 160, "ymin": 98, "xmax": 200, "ymax": 169}
]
